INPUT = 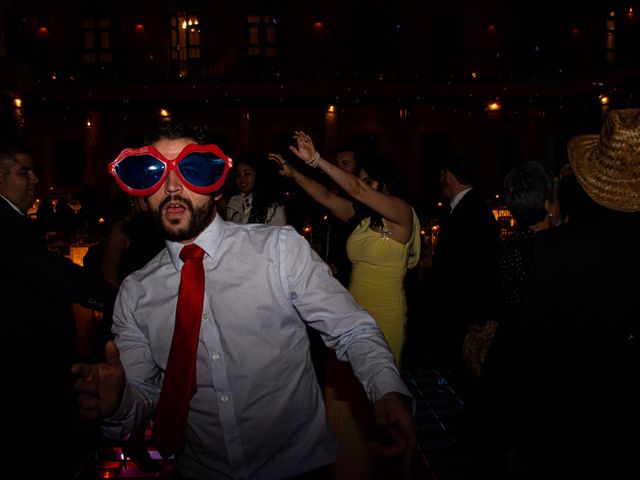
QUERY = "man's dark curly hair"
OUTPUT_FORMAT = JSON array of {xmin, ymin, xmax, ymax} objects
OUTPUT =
[{"xmin": 143, "ymin": 122, "xmax": 213, "ymax": 146}]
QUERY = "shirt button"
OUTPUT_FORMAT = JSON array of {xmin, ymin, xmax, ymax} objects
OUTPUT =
[
  {"xmin": 202, "ymin": 313, "xmax": 208, "ymax": 320},
  {"xmin": 221, "ymin": 394, "xmax": 229, "ymax": 402},
  {"xmin": 212, "ymin": 353, "xmax": 220, "ymax": 360}
]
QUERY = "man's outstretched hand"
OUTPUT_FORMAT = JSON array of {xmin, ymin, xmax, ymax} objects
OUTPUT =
[
  {"xmin": 71, "ymin": 340, "xmax": 125, "ymax": 419},
  {"xmin": 369, "ymin": 392, "xmax": 417, "ymax": 477}
]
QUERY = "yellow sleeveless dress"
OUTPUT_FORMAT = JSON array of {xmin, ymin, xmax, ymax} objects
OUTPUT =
[{"xmin": 325, "ymin": 209, "xmax": 421, "ymax": 479}]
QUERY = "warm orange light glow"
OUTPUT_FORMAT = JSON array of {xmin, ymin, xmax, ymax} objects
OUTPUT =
[
  {"xmin": 13, "ymin": 98, "xmax": 22, "ymax": 108},
  {"xmin": 134, "ymin": 24, "xmax": 145, "ymax": 32},
  {"xmin": 303, "ymin": 225, "xmax": 312, "ymax": 233},
  {"xmin": 159, "ymin": 108, "xmax": 170, "ymax": 117},
  {"xmin": 37, "ymin": 26, "xmax": 50, "ymax": 37},
  {"xmin": 471, "ymin": 71, "xmax": 478, "ymax": 78},
  {"xmin": 436, "ymin": 202, "xmax": 443, "ymax": 207},
  {"xmin": 322, "ymin": 215, "xmax": 328, "ymax": 221},
  {"xmin": 98, "ymin": 217, "xmax": 106, "ymax": 224},
  {"xmin": 487, "ymin": 101, "xmax": 501, "ymax": 111},
  {"xmin": 313, "ymin": 21, "xmax": 324, "ymax": 29},
  {"xmin": 68, "ymin": 246, "xmax": 89, "ymax": 267},
  {"xmin": 86, "ymin": 119, "xmax": 92, "ymax": 128},
  {"xmin": 599, "ymin": 95, "xmax": 609, "ymax": 105},
  {"xmin": 327, "ymin": 105, "xmax": 335, "ymax": 113}
]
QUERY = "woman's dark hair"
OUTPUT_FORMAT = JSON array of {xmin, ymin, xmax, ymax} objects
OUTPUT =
[
  {"xmin": 503, "ymin": 161, "xmax": 555, "ymax": 227},
  {"xmin": 232, "ymin": 153, "xmax": 285, "ymax": 224},
  {"xmin": 352, "ymin": 154, "xmax": 407, "ymax": 232}
]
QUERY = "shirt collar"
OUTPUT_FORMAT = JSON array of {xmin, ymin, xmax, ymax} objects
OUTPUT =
[
  {"xmin": 449, "ymin": 187, "xmax": 472, "ymax": 213},
  {"xmin": 165, "ymin": 212, "xmax": 225, "ymax": 270},
  {"xmin": 0, "ymin": 193, "xmax": 24, "ymax": 215}
]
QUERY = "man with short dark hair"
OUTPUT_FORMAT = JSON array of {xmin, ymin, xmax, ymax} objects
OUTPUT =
[
  {"xmin": 72, "ymin": 123, "xmax": 416, "ymax": 480},
  {"xmin": 0, "ymin": 141, "xmax": 117, "ymax": 478},
  {"xmin": 428, "ymin": 151, "xmax": 500, "ymax": 394}
]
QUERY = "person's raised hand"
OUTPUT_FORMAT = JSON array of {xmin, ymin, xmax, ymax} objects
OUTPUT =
[
  {"xmin": 71, "ymin": 340, "xmax": 126, "ymax": 419},
  {"xmin": 268, "ymin": 153, "xmax": 296, "ymax": 178},
  {"xmin": 289, "ymin": 131, "xmax": 317, "ymax": 163}
]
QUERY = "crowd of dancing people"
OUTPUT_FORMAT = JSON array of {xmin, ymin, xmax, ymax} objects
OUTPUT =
[{"xmin": 1, "ymin": 108, "xmax": 638, "ymax": 479}]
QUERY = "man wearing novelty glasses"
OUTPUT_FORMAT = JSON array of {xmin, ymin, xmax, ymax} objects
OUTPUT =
[{"xmin": 72, "ymin": 123, "xmax": 416, "ymax": 479}]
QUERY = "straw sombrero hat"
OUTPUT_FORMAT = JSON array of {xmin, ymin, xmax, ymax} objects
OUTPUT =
[{"xmin": 567, "ymin": 108, "xmax": 640, "ymax": 212}]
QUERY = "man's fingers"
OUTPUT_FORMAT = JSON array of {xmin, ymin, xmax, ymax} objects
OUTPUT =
[
  {"xmin": 368, "ymin": 438, "xmax": 405, "ymax": 458},
  {"xmin": 77, "ymin": 403, "xmax": 100, "ymax": 420},
  {"xmin": 70, "ymin": 363, "xmax": 92, "ymax": 377},
  {"xmin": 104, "ymin": 340, "xmax": 121, "ymax": 368},
  {"xmin": 74, "ymin": 376, "xmax": 98, "ymax": 395}
]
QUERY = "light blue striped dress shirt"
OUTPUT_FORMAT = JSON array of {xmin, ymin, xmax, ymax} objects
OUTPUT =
[{"xmin": 103, "ymin": 213, "xmax": 411, "ymax": 479}]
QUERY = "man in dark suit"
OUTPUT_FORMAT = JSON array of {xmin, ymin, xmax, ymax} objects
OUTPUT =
[
  {"xmin": 0, "ymin": 142, "xmax": 117, "ymax": 478},
  {"xmin": 518, "ymin": 109, "xmax": 640, "ymax": 477},
  {"xmin": 428, "ymin": 152, "xmax": 500, "ymax": 397}
]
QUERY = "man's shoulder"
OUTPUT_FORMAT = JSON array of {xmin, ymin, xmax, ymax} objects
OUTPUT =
[
  {"xmin": 223, "ymin": 220, "xmax": 297, "ymax": 237},
  {"xmin": 221, "ymin": 221, "xmax": 307, "ymax": 256},
  {"xmin": 121, "ymin": 247, "xmax": 169, "ymax": 285}
]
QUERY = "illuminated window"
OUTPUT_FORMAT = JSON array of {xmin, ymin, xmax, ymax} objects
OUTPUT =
[
  {"xmin": 82, "ymin": 18, "xmax": 112, "ymax": 64},
  {"xmin": 247, "ymin": 15, "xmax": 279, "ymax": 57},
  {"xmin": 171, "ymin": 13, "xmax": 201, "ymax": 77},
  {"xmin": 605, "ymin": 10, "xmax": 615, "ymax": 63}
]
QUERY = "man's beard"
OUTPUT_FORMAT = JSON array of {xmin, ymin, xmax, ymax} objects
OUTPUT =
[{"xmin": 153, "ymin": 194, "xmax": 216, "ymax": 242}]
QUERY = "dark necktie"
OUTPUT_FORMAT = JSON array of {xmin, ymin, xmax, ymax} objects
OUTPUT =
[{"xmin": 152, "ymin": 243, "xmax": 206, "ymax": 457}]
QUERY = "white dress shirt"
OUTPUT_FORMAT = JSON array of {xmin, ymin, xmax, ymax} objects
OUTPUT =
[
  {"xmin": 448, "ymin": 187, "xmax": 472, "ymax": 214},
  {"xmin": 103, "ymin": 214, "xmax": 410, "ymax": 479}
]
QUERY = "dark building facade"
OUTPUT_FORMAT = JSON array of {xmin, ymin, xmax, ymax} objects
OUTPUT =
[{"xmin": 0, "ymin": 0, "xmax": 638, "ymax": 209}]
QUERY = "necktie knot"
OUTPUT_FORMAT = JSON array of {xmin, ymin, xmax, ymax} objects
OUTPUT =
[{"xmin": 180, "ymin": 243, "xmax": 205, "ymax": 263}]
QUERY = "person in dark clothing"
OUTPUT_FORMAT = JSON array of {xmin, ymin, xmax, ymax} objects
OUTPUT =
[
  {"xmin": 479, "ymin": 161, "xmax": 559, "ymax": 475},
  {"xmin": 517, "ymin": 109, "xmax": 640, "ymax": 477},
  {"xmin": 427, "ymin": 151, "xmax": 500, "ymax": 397},
  {"xmin": 424, "ymin": 151, "xmax": 500, "ymax": 477},
  {"xmin": 99, "ymin": 191, "xmax": 165, "ymax": 472},
  {"xmin": 0, "ymin": 141, "xmax": 117, "ymax": 478}
]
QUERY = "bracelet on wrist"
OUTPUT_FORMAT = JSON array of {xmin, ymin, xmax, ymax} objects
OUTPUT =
[{"xmin": 305, "ymin": 151, "xmax": 320, "ymax": 168}]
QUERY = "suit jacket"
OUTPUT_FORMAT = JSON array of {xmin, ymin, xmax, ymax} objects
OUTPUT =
[
  {"xmin": 0, "ymin": 198, "xmax": 117, "ymax": 475},
  {"xmin": 519, "ymin": 211, "xmax": 640, "ymax": 476},
  {"xmin": 428, "ymin": 188, "xmax": 500, "ymax": 388}
]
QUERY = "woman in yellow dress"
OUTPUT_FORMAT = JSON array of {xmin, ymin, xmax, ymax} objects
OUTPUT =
[{"xmin": 269, "ymin": 131, "xmax": 420, "ymax": 479}]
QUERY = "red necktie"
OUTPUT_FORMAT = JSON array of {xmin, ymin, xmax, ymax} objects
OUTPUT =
[{"xmin": 152, "ymin": 243, "xmax": 206, "ymax": 457}]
